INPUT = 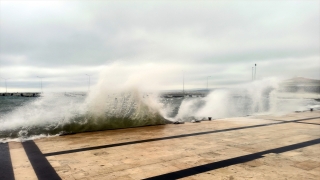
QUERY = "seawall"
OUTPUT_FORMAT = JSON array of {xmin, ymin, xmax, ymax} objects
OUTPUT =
[{"xmin": 0, "ymin": 92, "xmax": 41, "ymax": 97}]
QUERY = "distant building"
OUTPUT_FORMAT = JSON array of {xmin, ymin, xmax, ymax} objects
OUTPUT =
[{"xmin": 279, "ymin": 77, "xmax": 320, "ymax": 93}]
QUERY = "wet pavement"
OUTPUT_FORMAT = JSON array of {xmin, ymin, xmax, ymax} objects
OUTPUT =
[{"xmin": 1, "ymin": 110, "xmax": 320, "ymax": 180}]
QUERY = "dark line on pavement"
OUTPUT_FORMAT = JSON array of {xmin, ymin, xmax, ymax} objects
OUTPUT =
[
  {"xmin": 44, "ymin": 123, "xmax": 278, "ymax": 156},
  {"xmin": 267, "ymin": 117, "xmax": 320, "ymax": 126},
  {"xmin": 0, "ymin": 143, "xmax": 15, "ymax": 180},
  {"xmin": 291, "ymin": 117, "xmax": 320, "ymax": 121},
  {"xmin": 295, "ymin": 122, "xmax": 320, "ymax": 126},
  {"xmin": 22, "ymin": 141, "xmax": 61, "ymax": 180},
  {"xmin": 44, "ymin": 117, "xmax": 320, "ymax": 156},
  {"xmin": 144, "ymin": 138, "xmax": 320, "ymax": 180},
  {"xmin": 268, "ymin": 116, "xmax": 320, "ymax": 122}
]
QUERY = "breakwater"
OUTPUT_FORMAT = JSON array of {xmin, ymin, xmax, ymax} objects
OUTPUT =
[
  {"xmin": 0, "ymin": 92, "xmax": 41, "ymax": 97},
  {"xmin": 160, "ymin": 91, "xmax": 207, "ymax": 98}
]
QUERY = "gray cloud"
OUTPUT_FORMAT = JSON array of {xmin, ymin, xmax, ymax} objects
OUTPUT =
[{"xmin": 0, "ymin": 0, "xmax": 319, "ymax": 91}]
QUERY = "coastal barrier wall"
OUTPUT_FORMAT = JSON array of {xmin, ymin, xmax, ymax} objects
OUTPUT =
[{"xmin": 0, "ymin": 93, "xmax": 41, "ymax": 97}]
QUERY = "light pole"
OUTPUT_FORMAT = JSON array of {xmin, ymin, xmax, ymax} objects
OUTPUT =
[
  {"xmin": 252, "ymin": 67, "xmax": 254, "ymax": 81},
  {"xmin": 37, "ymin": 76, "xmax": 43, "ymax": 93},
  {"xmin": 1, "ymin": 77, "xmax": 10, "ymax": 93},
  {"xmin": 207, "ymin": 76, "xmax": 211, "ymax": 91},
  {"xmin": 0, "ymin": 76, "xmax": 3, "ymax": 93},
  {"xmin": 182, "ymin": 71, "xmax": 184, "ymax": 96},
  {"xmin": 254, "ymin": 64, "xmax": 257, "ymax": 80},
  {"xmin": 85, "ymin": 74, "xmax": 91, "ymax": 92}
]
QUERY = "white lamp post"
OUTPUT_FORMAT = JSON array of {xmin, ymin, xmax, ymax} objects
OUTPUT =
[
  {"xmin": 37, "ymin": 76, "xmax": 43, "ymax": 93},
  {"xmin": 1, "ymin": 77, "xmax": 10, "ymax": 93},
  {"xmin": 207, "ymin": 76, "xmax": 211, "ymax": 91},
  {"xmin": 85, "ymin": 74, "xmax": 91, "ymax": 92}
]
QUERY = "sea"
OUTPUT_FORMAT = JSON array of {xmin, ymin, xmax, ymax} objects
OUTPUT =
[{"xmin": 1, "ymin": 80, "xmax": 320, "ymax": 143}]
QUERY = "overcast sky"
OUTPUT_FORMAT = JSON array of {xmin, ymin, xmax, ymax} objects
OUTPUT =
[{"xmin": 0, "ymin": 0, "xmax": 319, "ymax": 92}]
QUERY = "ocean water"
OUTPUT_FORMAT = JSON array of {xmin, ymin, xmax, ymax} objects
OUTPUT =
[{"xmin": 1, "ymin": 80, "xmax": 319, "ymax": 143}]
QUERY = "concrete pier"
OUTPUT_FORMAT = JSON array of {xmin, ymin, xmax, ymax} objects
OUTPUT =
[
  {"xmin": 0, "ymin": 92, "xmax": 41, "ymax": 97},
  {"xmin": 1, "ymin": 111, "xmax": 320, "ymax": 179}
]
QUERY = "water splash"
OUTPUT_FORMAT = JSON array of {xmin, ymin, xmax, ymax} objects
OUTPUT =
[
  {"xmin": 174, "ymin": 78, "xmax": 320, "ymax": 121},
  {"xmin": 1, "ymin": 68, "xmax": 319, "ymax": 142}
]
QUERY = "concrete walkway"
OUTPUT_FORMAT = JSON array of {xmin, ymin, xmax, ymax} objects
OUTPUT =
[{"xmin": 1, "ymin": 111, "xmax": 320, "ymax": 180}]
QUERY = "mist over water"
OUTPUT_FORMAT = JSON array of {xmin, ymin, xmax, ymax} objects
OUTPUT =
[
  {"xmin": 174, "ymin": 79, "xmax": 319, "ymax": 121},
  {"xmin": 0, "ymin": 65, "xmax": 319, "ymax": 143}
]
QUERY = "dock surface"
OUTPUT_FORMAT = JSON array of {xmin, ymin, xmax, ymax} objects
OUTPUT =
[{"xmin": 1, "ymin": 111, "xmax": 320, "ymax": 180}]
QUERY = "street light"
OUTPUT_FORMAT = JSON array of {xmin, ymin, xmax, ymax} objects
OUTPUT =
[
  {"xmin": 182, "ymin": 71, "xmax": 185, "ymax": 96},
  {"xmin": 37, "ymin": 76, "xmax": 43, "ymax": 93},
  {"xmin": 207, "ymin": 76, "xmax": 211, "ymax": 91},
  {"xmin": 85, "ymin": 74, "xmax": 91, "ymax": 92},
  {"xmin": 1, "ymin": 77, "xmax": 10, "ymax": 93},
  {"xmin": 254, "ymin": 64, "xmax": 257, "ymax": 80},
  {"xmin": 252, "ymin": 67, "xmax": 254, "ymax": 81},
  {"xmin": 0, "ymin": 76, "xmax": 3, "ymax": 93}
]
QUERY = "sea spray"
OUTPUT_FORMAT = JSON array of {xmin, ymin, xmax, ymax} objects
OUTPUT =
[
  {"xmin": 0, "ymin": 89, "xmax": 169, "ymax": 141},
  {"xmin": 0, "ymin": 63, "xmax": 172, "ymax": 141},
  {"xmin": 78, "ymin": 89, "xmax": 168, "ymax": 131},
  {"xmin": 172, "ymin": 78, "xmax": 275, "ymax": 121},
  {"xmin": 173, "ymin": 77, "xmax": 317, "ymax": 121},
  {"xmin": 1, "ymin": 66, "xmax": 319, "ymax": 142},
  {"xmin": 0, "ymin": 93, "xmax": 87, "ymax": 141}
]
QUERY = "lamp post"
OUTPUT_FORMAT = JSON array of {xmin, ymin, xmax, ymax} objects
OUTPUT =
[
  {"xmin": 207, "ymin": 76, "xmax": 211, "ymax": 91},
  {"xmin": 254, "ymin": 64, "xmax": 257, "ymax": 80},
  {"xmin": 252, "ymin": 67, "xmax": 254, "ymax": 81},
  {"xmin": 0, "ymin": 76, "xmax": 2, "ymax": 93},
  {"xmin": 1, "ymin": 77, "xmax": 10, "ymax": 93},
  {"xmin": 37, "ymin": 76, "xmax": 43, "ymax": 93},
  {"xmin": 182, "ymin": 71, "xmax": 185, "ymax": 96},
  {"xmin": 5, "ymin": 78, "xmax": 8, "ymax": 93},
  {"xmin": 85, "ymin": 74, "xmax": 91, "ymax": 92}
]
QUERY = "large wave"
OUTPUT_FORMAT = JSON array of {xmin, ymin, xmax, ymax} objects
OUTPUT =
[
  {"xmin": 1, "ymin": 63, "xmax": 319, "ymax": 142},
  {"xmin": 0, "ymin": 90, "xmax": 169, "ymax": 141},
  {"xmin": 0, "ymin": 63, "xmax": 172, "ymax": 141}
]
